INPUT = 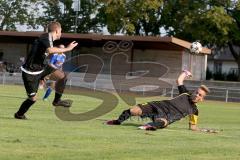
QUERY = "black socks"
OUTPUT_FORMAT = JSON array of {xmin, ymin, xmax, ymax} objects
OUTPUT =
[
  {"xmin": 117, "ymin": 109, "xmax": 131, "ymax": 124},
  {"xmin": 16, "ymin": 99, "xmax": 36, "ymax": 116},
  {"xmin": 54, "ymin": 92, "xmax": 62, "ymax": 103}
]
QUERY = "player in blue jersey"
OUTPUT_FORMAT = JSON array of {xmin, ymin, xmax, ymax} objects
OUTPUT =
[{"xmin": 43, "ymin": 44, "xmax": 66, "ymax": 101}]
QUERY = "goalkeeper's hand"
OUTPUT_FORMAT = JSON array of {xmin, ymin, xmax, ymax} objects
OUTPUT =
[{"xmin": 182, "ymin": 69, "xmax": 192, "ymax": 78}]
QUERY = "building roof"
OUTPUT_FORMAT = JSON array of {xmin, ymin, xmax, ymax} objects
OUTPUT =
[
  {"xmin": 0, "ymin": 31, "xmax": 211, "ymax": 54},
  {"xmin": 208, "ymin": 53, "xmax": 235, "ymax": 61}
]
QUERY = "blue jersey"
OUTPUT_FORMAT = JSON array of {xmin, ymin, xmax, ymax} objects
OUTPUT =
[{"xmin": 49, "ymin": 53, "xmax": 66, "ymax": 69}]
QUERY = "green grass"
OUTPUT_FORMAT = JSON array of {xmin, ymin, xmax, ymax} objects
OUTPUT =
[{"xmin": 0, "ymin": 84, "xmax": 240, "ymax": 160}]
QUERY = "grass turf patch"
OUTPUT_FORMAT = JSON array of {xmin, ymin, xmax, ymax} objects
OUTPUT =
[{"xmin": 0, "ymin": 85, "xmax": 240, "ymax": 160}]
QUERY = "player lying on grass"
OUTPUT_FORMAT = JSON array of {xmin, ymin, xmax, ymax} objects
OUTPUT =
[{"xmin": 107, "ymin": 70, "xmax": 216, "ymax": 133}]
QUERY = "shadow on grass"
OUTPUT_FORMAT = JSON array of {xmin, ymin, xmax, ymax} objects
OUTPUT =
[
  {"xmin": 0, "ymin": 116, "xmax": 15, "ymax": 120},
  {"xmin": 122, "ymin": 123, "xmax": 141, "ymax": 127},
  {"xmin": 0, "ymin": 94, "xmax": 24, "ymax": 100}
]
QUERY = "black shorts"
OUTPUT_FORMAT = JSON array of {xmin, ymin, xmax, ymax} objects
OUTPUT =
[
  {"xmin": 22, "ymin": 65, "xmax": 56, "ymax": 97},
  {"xmin": 138, "ymin": 102, "xmax": 167, "ymax": 120},
  {"xmin": 137, "ymin": 103, "xmax": 158, "ymax": 118}
]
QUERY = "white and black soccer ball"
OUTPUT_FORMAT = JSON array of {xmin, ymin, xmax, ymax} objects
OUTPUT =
[{"xmin": 189, "ymin": 41, "xmax": 202, "ymax": 54}]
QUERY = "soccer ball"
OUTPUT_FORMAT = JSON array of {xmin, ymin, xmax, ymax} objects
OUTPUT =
[{"xmin": 189, "ymin": 41, "xmax": 202, "ymax": 54}]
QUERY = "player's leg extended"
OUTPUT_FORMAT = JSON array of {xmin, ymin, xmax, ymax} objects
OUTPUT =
[
  {"xmin": 107, "ymin": 102, "xmax": 160, "ymax": 125},
  {"xmin": 43, "ymin": 87, "xmax": 52, "ymax": 100},
  {"xmin": 50, "ymin": 70, "xmax": 66, "ymax": 94},
  {"xmin": 147, "ymin": 117, "xmax": 168, "ymax": 129},
  {"xmin": 41, "ymin": 66, "xmax": 71, "ymax": 107},
  {"xmin": 15, "ymin": 72, "xmax": 39, "ymax": 119},
  {"xmin": 106, "ymin": 105, "xmax": 142, "ymax": 125},
  {"xmin": 42, "ymin": 81, "xmax": 54, "ymax": 100},
  {"xmin": 48, "ymin": 69, "xmax": 71, "ymax": 107},
  {"xmin": 15, "ymin": 96, "xmax": 37, "ymax": 119},
  {"xmin": 138, "ymin": 105, "xmax": 168, "ymax": 130},
  {"xmin": 51, "ymin": 70, "xmax": 66, "ymax": 101}
]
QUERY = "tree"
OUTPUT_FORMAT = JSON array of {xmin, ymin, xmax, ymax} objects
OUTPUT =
[
  {"xmin": 97, "ymin": 0, "xmax": 240, "ymax": 80},
  {"xmin": 0, "ymin": 0, "xmax": 40, "ymax": 31},
  {"xmin": 37, "ymin": 0, "xmax": 75, "ymax": 32},
  {"xmin": 38, "ymin": 0, "xmax": 102, "ymax": 33},
  {"xmin": 161, "ymin": 0, "xmax": 233, "ymax": 45},
  {"xmin": 227, "ymin": 1, "xmax": 240, "ymax": 81},
  {"xmin": 75, "ymin": 0, "xmax": 103, "ymax": 33},
  {"xmin": 97, "ymin": 0, "xmax": 164, "ymax": 35},
  {"xmin": 158, "ymin": 0, "xmax": 240, "ymax": 81}
]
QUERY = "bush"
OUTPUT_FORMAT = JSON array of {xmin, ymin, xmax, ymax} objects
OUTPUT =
[
  {"xmin": 206, "ymin": 68, "xmax": 239, "ymax": 81},
  {"xmin": 226, "ymin": 70, "xmax": 238, "ymax": 81},
  {"xmin": 213, "ymin": 71, "xmax": 226, "ymax": 81},
  {"xmin": 206, "ymin": 67, "xmax": 213, "ymax": 80}
]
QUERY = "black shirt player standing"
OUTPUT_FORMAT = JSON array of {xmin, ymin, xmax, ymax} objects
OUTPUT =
[{"xmin": 14, "ymin": 21, "xmax": 78, "ymax": 119}]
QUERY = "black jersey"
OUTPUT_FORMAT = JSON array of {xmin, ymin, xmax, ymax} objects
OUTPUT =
[
  {"xmin": 148, "ymin": 85, "xmax": 198, "ymax": 124},
  {"xmin": 22, "ymin": 33, "xmax": 53, "ymax": 72}
]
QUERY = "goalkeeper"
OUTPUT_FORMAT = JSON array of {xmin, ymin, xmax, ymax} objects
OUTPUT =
[{"xmin": 107, "ymin": 70, "xmax": 215, "ymax": 133}]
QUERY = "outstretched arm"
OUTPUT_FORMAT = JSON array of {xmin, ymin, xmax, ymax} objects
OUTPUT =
[
  {"xmin": 47, "ymin": 41, "xmax": 78, "ymax": 54},
  {"xmin": 190, "ymin": 124, "xmax": 219, "ymax": 133},
  {"xmin": 176, "ymin": 70, "xmax": 192, "ymax": 86}
]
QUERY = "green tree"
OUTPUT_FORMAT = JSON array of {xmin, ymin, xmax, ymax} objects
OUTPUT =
[
  {"xmin": 97, "ymin": 0, "xmax": 240, "ymax": 80},
  {"xmin": 161, "ymin": 0, "xmax": 240, "ymax": 81},
  {"xmin": 161, "ymin": 0, "xmax": 233, "ymax": 45},
  {"xmin": 227, "ymin": 1, "xmax": 240, "ymax": 81},
  {"xmin": 37, "ymin": 0, "xmax": 74, "ymax": 32},
  {"xmin": 38, "ymin": 0, "xmax": 102, "ymax": 33},
  {"xmin": 97, "ymin": 0, "xmax": 164, "ymax": 35},
  {"xmin": 76, "ymin": 0, "xmax": 103, "ymax": 33},
  {"xmin": 0, "ymin": 0, "xmax": 40, "ymax": 31}
]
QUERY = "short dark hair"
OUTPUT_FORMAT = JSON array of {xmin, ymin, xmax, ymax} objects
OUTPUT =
[
  {"xmin": 200, "ymin": 85, "xmax": 210, "ymax": 94},
  {"xmin": 47, "ymin": 21, "xmax": 61, "ymax": 32}
]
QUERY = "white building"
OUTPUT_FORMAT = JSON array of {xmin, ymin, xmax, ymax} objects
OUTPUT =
[{"xmin": 208, "ymin": 47, "xmax": 238, "ymax": 75}]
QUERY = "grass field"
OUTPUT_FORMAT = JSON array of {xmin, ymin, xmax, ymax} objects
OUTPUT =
[{"xmin": 0, "ymin": 84, "xmax": 240, "ymax": 160}]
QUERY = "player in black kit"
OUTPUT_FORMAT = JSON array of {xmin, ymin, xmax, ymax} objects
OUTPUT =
[
  {"xmin": 14, "ymin": 21, "xmax": 78, "ymax": 120},
  {"xmin": 106, "ymin": 70, "xmax": 211, "ymax": 132}
]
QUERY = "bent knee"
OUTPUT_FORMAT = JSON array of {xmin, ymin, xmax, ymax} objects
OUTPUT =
[
  {"xmin": 51, "ymin": 70, "xmax": 67, "ymax": 80},
  {"xmin": 28, "ymin": 95, "xmax": 37, "ymax": 102},
  {"xmin": 130, "ymin": 106, "xmax": 142, "ymax": 116},
  {"xmin": 58, "ymin": 73, "xmax": 67, "ymax": 80},
  {"xmin": 155, "ymin": 118, "xmax": 168, "ymax": 128}
]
